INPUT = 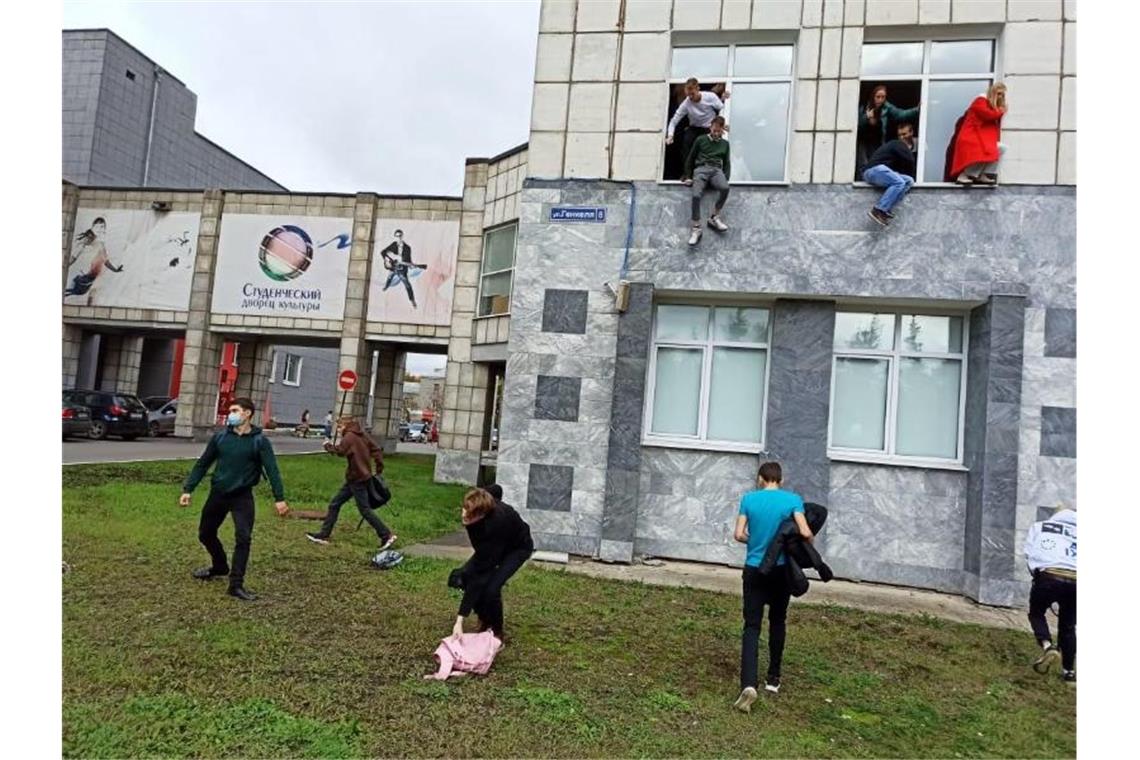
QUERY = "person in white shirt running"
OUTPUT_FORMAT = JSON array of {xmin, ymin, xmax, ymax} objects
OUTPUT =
[
  {"xmin": 1023, "ymin": 507, "xmax": 1077, "ymax": 684},
  {"xmin": 665, "ymin": 77, "xmax": 728, "ymax": 181}
]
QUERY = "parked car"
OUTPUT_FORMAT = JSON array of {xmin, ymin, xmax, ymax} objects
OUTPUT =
[
  {"xmin": 147, "ymin": 398, "xmax": 179, "ymax": 437},
  {"xmin": 62, "ymin": 399, "xmax": 91, "ymax": 440},
  {"xmin": 63, "ymin": 390, "xmax": 149, "ymax": 440},
  {"xmin": 141, "ymin": 396, "xmax": 173, "ymax": 412},
  {"xmin": 406, "ymin": 422, "xmax": 426, "ymax": 443}
]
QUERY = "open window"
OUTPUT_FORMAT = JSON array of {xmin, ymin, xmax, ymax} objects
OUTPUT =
[
  {"xmin": 663, "ymin": 44, "xmax": 793, "ymax": 183},
  {"xmin": 856, "ymin": 39, "xmax": 995, "ymax": 183}
]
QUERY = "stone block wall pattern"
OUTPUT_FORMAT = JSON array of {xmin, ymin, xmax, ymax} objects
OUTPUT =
[
  {"xmin": 527, "ymin": 463, "xmax": 575, "ymax": 511},
  {"xmin": 534, "ymin": 375, "xmax": 583, "ymax": 421},
  {"xmin": 1040, "ymin": 406, "xmax": 1076, "ymax": 458},
  {"xmin": 1044, "ymin": 307, "xmax": 1076, "ymax": 358},
  {"xmin": 541, "ymin": 289, "xmax": 590, "ymax": 334}
]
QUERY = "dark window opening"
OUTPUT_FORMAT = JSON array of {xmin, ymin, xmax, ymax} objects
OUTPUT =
[
  {"xmin": 125, "ymin": 70, "xmax": 136, "ymax": 81},
  {"xmin": 855, "ymin": 81, "xmax": 922, "ymax": 181},
  {"xmin": 661, "ymin": 82, "xmax": 727, "ymax": 181}
]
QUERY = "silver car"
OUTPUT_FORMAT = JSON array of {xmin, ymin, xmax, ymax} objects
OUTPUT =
[{"xmin": 147, "ymin": 399, "xmax": 178, "ymax": 437}]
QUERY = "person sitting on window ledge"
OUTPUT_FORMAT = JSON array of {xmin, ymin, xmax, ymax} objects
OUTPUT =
[
  {"xmin": 684, "ymin": 115, "xmax": 732, "ymax": 247},
  {"xmin": 665, "ymin": 77, "xmax": 728, "ymax": 182},
  {"xmin": 857, "ymin": 85, "xmax": 919, "ymax": 174},
  {"xmin": 863, "ymin": 122, "xmax": 917, "ymax": 228},
  {"xmin": 948, "ymin": 82, "xmax": 1007, "ymax": 186}
]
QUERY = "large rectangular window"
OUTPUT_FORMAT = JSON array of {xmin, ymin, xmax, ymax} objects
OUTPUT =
[
  {"xmin": 855, "ymin": 39, "xmax": 995, "ymax": 183},
  {"xmin": 477, "ymin": 223, "xmax": 517, "ymax": 317},
  {"xmin": 282, "ymin": 353, "xmax": 303, "ymax": 387},
  {"xmin": 663, "ymin": 44, "xmax": 793, "ymax": 183},
  {"xmin": 645, "ymin": 304, "xmax": 770, "ymax": 450},
  {"xmin": 829, "ymin": 311, "xmax": 968, "ymax": 465}
]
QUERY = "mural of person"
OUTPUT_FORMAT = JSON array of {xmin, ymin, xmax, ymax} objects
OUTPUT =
[
  {"xmin": 64, "ymin": 217, "xmax": 124, "ymax": 305},
  {"xmin": 380, "ymin": 229, "xmax": 428, "ymax": 308}
]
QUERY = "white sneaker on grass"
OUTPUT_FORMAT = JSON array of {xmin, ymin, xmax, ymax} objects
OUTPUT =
[{"xmin": 733, "ymin": 686, "xmax": 758, "ymax": 713}]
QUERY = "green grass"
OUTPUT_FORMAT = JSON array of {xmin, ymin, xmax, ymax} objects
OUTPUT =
[{"xmin": 63, "ymin": 454, "xmax": 1075, "ymax": 758}]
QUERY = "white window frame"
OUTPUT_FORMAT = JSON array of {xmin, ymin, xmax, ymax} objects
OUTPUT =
[
  {"xmin": 642, "ymin": 302, "xmax": 773, "ymax": 454},
  {"xmin": 827, "ymin": 309, "xmax": 969, "ymax": 470},
  {"xmin": 282, "ymin": 354, "xmax": 303, "ymax": 387},
  {"xmin": 661, "ymin": 42, "xmax": 795, "ymax": 186},
  {"xmin": 856, "ymin": 36, "xmax": 999, "ymax": 186},
  {"xmin": 268, "ymin": 350, "xmax": 278, "ymax": 383},
  {"xmin": 475, "ymin": 221, "xmax": 518, "ymax": 319}
]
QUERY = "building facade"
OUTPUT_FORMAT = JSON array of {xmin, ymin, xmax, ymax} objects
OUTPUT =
[
  {"xmin": 482, "ymin": 0, "xmax": 1076, "ymax": 607},
  {"xmin": 63, "ymin": 28, "xmax": 285, "ymax": 191}
]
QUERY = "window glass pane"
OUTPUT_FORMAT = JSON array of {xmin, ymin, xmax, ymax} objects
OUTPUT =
[
  {"xmin": 861, "ymin": 43, "xmax": 924, "ymax": 76},
  {"xmin": 930, "ymin": 40, "xmax": 993, "ymax": 74},
  {"xmin": 726, "ymin": 82, "xmax": 790, "ymax": 181},
  {"xmin": 831, "ymin": 357, "xmax": 890, "ymax": 451},
  {"xmin": 478, "ymin": 271, "xmax": 513, "ymax": 316},
  {"xmin": 482, "ymin": 225, "xmax": 516, "ymax": 272},
  {"xmin": 671, "ymin": 47, "xmax": 729, "ymax": 79},
  {"xmin": 896, "ymin": 358, "xmax": 962, "ymax": 458},
  {"xmin": 655, "ymin": 305, "xmax": 709, "ymax": 341},
  {"xmin": 924, "ymin": 79, "xmax": 990, "ymax": 182},
  {"xmin": 707, "ymin": 348, "xmax": 766, "ymax": 443},
  {"xmin": 834, "ymin": 312, "xmax": 896, "ymax": 350},
  {"xmin": 733, "ymin": 45, "xmax": 793, "ymax": 77},
  {"xmin": 899, "ymin": 315, "xmax": 964, "ymax": 353},
  {"xmin": 651, "ymin": 348, "xmax": 703, "ymax": 436},
  {"xmin": 713, "ymin": 306, "xmax": 769, "ymax": 343}
]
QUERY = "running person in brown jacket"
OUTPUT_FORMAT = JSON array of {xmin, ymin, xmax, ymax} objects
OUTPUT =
[{"xmin": 306, "ymin": 416, "xmax": 397, "ymax": 549}]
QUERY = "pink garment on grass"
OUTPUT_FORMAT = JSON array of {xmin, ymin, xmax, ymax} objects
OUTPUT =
[{"xmin": 426, "ymin": 631, "xmax": 503, "ymax": 680}]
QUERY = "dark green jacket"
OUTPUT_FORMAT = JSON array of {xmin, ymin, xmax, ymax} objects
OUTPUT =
[
  {"xmin": 183, "ymin": 425, "xmax": 285, "ymax": 500},
  {"xmin": 685, "ymin": 134, "xmax": 731, "ymax": 180},
  {"xmin": 858, "ymin": 101, "xmax": 920, "ymax": 144}
]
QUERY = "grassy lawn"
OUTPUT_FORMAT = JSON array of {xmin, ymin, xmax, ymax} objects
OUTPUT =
[{"xmin": 63, "ymin": 454, "xmax": 1075, "ymax": 758}]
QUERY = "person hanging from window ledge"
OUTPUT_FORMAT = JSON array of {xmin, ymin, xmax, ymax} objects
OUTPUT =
[
  {"xmin": 665, "ymin": 77, "xmax": 728, "ymax": 182},
  {"xmin": 948, "ymin": 82, "xmax": 1007, "ymax": 186},
  {"xmin": 863, "ymin": 122, "xmax": 917, "ymax": 228},
  {"xmin": 684, "ymin": 115, "xmax": 732, "ymax": 247}
]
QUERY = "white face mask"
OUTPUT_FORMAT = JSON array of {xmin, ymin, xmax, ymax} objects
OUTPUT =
[{"xmin": 227, "ymin": 412, "xmax": 244, "ymax": 427}]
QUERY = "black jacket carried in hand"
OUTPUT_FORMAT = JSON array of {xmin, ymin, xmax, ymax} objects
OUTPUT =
[{"xmin": 757, "ymin": 502, "xmax": 833, "ymax": 597}]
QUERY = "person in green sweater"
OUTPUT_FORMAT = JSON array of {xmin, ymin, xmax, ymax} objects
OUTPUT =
[
  {"xmin": 180, "ymin": 397, "xmax": 289, "ymax": 601},
  {"xmin": 683, "ymin": 115, "xmax": 731, "ymax": 247}
]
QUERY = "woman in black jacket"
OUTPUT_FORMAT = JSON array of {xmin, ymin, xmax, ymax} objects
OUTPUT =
[{"xmin": 451, "ymin": 487, "xmax": 534, "ymax": 640}]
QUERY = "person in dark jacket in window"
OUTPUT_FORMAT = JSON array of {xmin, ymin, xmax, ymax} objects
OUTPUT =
[
  {"xmin": 863, "ymin": 121, "xmax": 918, "ymax": 227},
  {"xmin": 857, "ymin": 85, "xmax": 920, "ymax": 174},
  {"xmin": 180, "ymin": 397, "xmax": 289, "ymax": 602},
  {"xmin": 451, "ymin": 487, "xmax": 534, "ymax": 641},
  {"xmin": 306, "ymin": 416, "xmax": 396, "ymax": 550}
]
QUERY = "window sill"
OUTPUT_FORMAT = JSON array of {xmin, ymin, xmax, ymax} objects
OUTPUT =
[
  {"xmin": 282, "ymin": 380, "xmax": 301, "ymax": 388},
  {"xmin": 851, "ymin": 181, "xmax": 991, "ymax": 189},
  {"xmin": 642, "ymin": 436, "xmax": 763, "ymax": 455},
  {"xmin": 659, "ymin": 180, "xmax": 791, "ymax": 187},
  {"xmin": 473, "ymin": 312, "xmax": 511, "ymax": 321},
  {"xmin": 828, "ymin": 450, "xmax": 968, "ymax": 472}
]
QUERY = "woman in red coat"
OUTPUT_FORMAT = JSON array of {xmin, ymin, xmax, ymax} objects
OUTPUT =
[{"xmin": 950, "ymin": 83, "xmax": 1007, "ymax": 185}]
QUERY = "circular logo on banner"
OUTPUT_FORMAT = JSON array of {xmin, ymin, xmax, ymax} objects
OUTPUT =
[{"xmin": 258, "ymin": 225, "xmax": 314, "ymax": 281}]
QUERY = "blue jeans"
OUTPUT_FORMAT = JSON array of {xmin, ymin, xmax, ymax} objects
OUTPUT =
[{"xmin": 863, "ymin": 165, "xmax": 914, "ymax": 213}]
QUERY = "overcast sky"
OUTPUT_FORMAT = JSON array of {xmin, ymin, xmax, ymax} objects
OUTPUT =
[
  {"xmin": 62, "ymin": 1, "xmax": 540, "ymax": 377},
  {"xmin": 62, "ymin": 0, "xmax": 540, "ymax": 197}
]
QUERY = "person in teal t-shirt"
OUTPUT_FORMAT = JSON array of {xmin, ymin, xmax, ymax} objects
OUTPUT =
[{"xmin": 730, "ymin": 461, "xmax": 813, "ymax": 713}]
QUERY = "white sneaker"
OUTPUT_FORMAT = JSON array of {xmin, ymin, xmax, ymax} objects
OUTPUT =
[
  {"xmin": 379, "ymin": 534, "xmax": 398, "ymax": 551},
  {"xmin": 733, "ymin": 686, "xmax": 758, "ymax": 713},
  {"xmin": 708, "ymin": 215, "xmax": 729, "ymax": 232},
  {"xmin": 688, "ymin": 226, "xmax": 702, "ymax": 246}
]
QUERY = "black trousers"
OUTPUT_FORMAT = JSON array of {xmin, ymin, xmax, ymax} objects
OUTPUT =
[
  {"xmin": 741, "ymin": 566, "xmax": 792, "ymax": 689},
  {"xmin": 473, "ymin": 547, "xmax": 532, "ymax": 638},
  {"xmin": 680, "ymin": 125, "xmax": 709, "ymax": 177},
  {"xmin": 1028, "ymin": 573, "xmax": 1077, "ymax": 671},
  {"xmin": 318, "ymin": 480, "xmax": 392, "ymax": 541},
  {"xmin": 198, "ymin": 487, "xmax": 255, "ymax": 588}
]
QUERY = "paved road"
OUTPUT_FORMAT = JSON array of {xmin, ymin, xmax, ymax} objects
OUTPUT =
[{"xmin": 63, "ymin": 434, "xmax": 439, "ymax": 464}]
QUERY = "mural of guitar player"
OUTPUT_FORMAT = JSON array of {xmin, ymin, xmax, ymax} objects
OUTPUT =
[
  {"xmin": 380, "ymin": 229, "xmax": 428, "ymax": 309},
  {"xmin": 64, "ymin": 217, "xmax": 124, "ymax": 305}
]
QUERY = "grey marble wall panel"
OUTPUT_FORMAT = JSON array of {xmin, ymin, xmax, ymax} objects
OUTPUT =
[
  {"xmin": 527, "ymin": 463, "xmax": 574, "ymax": 512},
  {"xmin": 434, "ymin": 449, "xmax": 481, "ymax": 486},
  {"xmin": 765, "ymin": 300, "xmax": 835, "ymax": 506},
  {"xmin": 1040, "ymin": 406, "xmax": 1076, "ymax": 458},
  {"xmin": 1044, "ymin": 308, "xmax": 1076, "ymax": 358},
  {"xmin": 541, "ymin": 289, "xmax": 589, "ymax": 334},
  {"xmin": 534, "ymin": 375, "xmax": 581, "ymax": 421}
]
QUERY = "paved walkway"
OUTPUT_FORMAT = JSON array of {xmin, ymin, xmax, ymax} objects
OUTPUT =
[{"xmin": 405, "ymin": 532, "xmax": 1030, "ymax": 632}]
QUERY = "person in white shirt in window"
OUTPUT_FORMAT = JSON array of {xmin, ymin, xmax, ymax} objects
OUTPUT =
[
  {"xmin": 1023, "ymin": 507, "xmax": 1077, "ymax": 684},
  {"xmin": 665, "ymin": 77, "xmax": 728, "ymax": 182}
]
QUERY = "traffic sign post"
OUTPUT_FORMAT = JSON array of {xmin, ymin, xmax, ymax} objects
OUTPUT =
[{"xmin": 331, "ymin": 370, "xmax": 358, "ymax": 445}]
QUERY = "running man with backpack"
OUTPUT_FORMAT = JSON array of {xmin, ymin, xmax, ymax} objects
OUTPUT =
[{"xmin": 180, "ymin": 397, "xmax": 288, "ymax": 601}]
